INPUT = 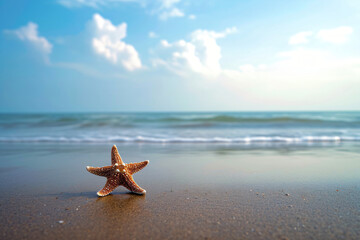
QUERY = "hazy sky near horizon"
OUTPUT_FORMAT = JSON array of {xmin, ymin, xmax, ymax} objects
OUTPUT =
[{"xmin": 0, "ymin": 0, "xmax": 360, "ymax": 112}]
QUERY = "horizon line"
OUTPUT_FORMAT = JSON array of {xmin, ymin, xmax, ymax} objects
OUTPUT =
[{"xmin": 0, "ymin": 110, "xmax": 360, "ymax": 114}]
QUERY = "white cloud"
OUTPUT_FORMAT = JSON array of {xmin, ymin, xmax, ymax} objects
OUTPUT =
[
  {"xmin": 160, "ymin": 39, "xmax": 171, "ymax": 47},
  {"xmin": 222, "ymin": 47, "xmax": 360, "ymax": 108},
  {"xmin": 5, "ymin": 22, "xmax": 52, "ymax": 55},
  {"xmin": 222, "ymin": 27, "xmax": 359, "ymax": 107},
  {"xmin": 58, "ymin": 0, "xmax": 186, "ymax": 20},
  {"xmin": 188, "ymin": 14, "xmax": 196, "ymax": 20},
  {"xmin": 160, "ymin": 0, "xmax": 180, "ymax": 9},
  {"xmin": 90, "ymin": 13, "xmax": 142, "ymax": 71},
  {"xmin": 157, "ymin": 0, "xmax": 185, "ymax": 20},
  {"xmin": 155, "ymin": 27, "xmax": 237, "ymax": 77},
  {"xmin": 288, "ymin": 31, "xmax": 313, "ymax": 45},
  {"xmin": 148, "ymin": 31, "xmax": 158, "ymax": 38},
  {"xmin": 289, "ymin": 26, "xmax": 353, "ymax": 45},
  {"xmin": 316, "ymin": 26, "xmax": 353, "ymax": 44},
  {"xmin": 159, "ymin": 7, "xmax": 184, "ymax": 20}
]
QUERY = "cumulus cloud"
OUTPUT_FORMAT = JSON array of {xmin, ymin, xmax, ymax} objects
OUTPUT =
[
  {"xmin": 155, "ymin": 27, "xmax": 237, "ymax": 77},
  {"xmin": 5, "ymin": 22, "xmax": 52, "ymax": 55},
  {"xmin": 90, "ymin": 13, "xmax": 142, "ymax": 71},
  {"xmin": 316, "ymin": 26, "xmax": 353, "ymax": 44},
  {"xmin": 157, "ymin": 0, "xmax": 184, "ymax": 20},
  {"xmin": 288, "ymin": 31, "xmax": 313, "ymax": 45}
]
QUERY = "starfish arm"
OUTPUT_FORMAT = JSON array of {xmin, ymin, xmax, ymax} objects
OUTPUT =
[
  {"xmin": 122, "ymin": 174, "xmax": 146, "ymax": 195},
  {"xmin": 126, "ymin": 160, "xmax": 149, "ymax": 175},
  {"xmin": 111, "ymin": 145, "xmax": 124, "ymax": 165},
  {"xmin": 97, "ymin": 177, "xmax": 119, "ymax": 197},
  {"xmin": 86, "ymin": 165, "xmax": 114, "ymax": 177}
]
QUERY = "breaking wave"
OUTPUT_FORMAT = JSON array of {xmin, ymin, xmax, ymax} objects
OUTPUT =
[{"xmin": 0, "ymin": 135, "xmax": 359, "ymax": 143}]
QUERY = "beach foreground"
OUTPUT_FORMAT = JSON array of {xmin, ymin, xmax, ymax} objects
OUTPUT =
[{"xmin": 0, "ymin": 143, "xmax": 359, "ymax": 239}]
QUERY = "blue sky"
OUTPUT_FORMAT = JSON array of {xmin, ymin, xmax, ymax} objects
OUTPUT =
[{"xmin": 0, "ymin": 0, "xmax": 359, "ymax": 112}]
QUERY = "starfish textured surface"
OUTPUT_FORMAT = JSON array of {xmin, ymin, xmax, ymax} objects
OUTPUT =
[{"xmin": 86, "ymin": 145, "xmax": 149, "ymax": 196}]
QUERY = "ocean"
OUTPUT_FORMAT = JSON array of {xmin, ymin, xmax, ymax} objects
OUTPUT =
[{"xmin": 1, "ymin": 111, "xmax": 360, "ymax": 145}]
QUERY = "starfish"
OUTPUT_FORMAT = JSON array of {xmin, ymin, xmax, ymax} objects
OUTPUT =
[{"xmin": 86, "ymin": 145, "xmax": 149, "ymax": 196}]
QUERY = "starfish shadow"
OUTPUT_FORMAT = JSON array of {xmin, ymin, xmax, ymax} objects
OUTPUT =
[
  {"xmin": 96, "ymin": 192, "xmax": 145, "ymax": 205},
  {"xmin": 94, "ymin": 193, "xmax": 148, "ymax": 220},
  {"xmin": 43, "ymin": 188, "xmax": 148, "ymax": 200}
]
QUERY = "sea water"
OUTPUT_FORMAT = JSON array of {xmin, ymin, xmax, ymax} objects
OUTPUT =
[{"xmin": 1, "ymin": 111, "xmax": 360, "ymax": 145}]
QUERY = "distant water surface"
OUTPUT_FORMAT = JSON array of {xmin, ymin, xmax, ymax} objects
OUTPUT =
[{"xmin": 0, "ymin": 112, "xmax": 360, "ymax": 145}]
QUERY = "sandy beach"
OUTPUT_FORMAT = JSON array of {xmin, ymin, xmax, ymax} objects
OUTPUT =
[
  {"xmin": 0, "ymin": 142, "xmax": 359, "ymax": 239},
  {"xmin": 2, "ymin": 0, "xmax": 360, "ymax": 237}
]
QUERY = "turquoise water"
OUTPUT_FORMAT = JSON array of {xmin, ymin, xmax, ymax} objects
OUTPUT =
[{"xmin": 0, "ymin": 112, "xmax": 360, "ymax": 144}]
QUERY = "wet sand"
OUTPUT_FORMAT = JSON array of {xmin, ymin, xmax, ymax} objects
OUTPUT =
[{"xmin": 0, "ymin": 143, "xmax": 359, "ymax": 239}]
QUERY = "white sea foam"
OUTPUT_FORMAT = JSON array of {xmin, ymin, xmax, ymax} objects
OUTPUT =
[{"xmin": 0, "ymin": 135, "xmax": 359, "ymax": 143}]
